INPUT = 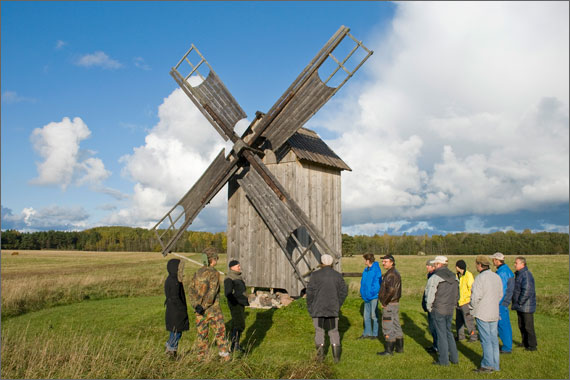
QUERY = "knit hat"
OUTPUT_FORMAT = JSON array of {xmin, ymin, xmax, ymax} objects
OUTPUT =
[
  {"xmin": 321, "ymin": 254, "xmax": 334, "ymax": 266},
  {"xmin": 228, "ymin": 259, "xmax": 240, "ymax": 269},
  {"xmin": 455, "ymin": 259, "xmax": 467, "ymax": 271}
]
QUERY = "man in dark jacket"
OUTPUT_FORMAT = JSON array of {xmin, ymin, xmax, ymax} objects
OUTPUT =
[
  {"xmin": 422, "ymin": 259, "xmax": 438, "ymax": 353},
  {"xmin": 512, "ymin": 256, "xmax": 537, "ymax": 351},
  {"xmin": 224, "ymin": 259, "xmax": 249, "ymax": 353},
  {"xmin": 425, "ymin": 256, "xmax": 459, "ymax": 366},
  {"xmin": 377, "ymin": 254, "xmax": 403, "ymax": 356},
  {"xmin": 306, "ymin": 254, "xmax": 348, "ymax": 363},
  {"xmin": 164, "ymin": 258, "xmax": 189, "ymax": 358}
]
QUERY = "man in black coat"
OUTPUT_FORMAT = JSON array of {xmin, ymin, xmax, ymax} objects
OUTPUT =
[
  {"xmin": 164, "ymin": 258, "xmax": 189, "ymax": 358},
  {"xmin": 306, "ymin": 254, "xmax": 348, "ymax": 363},
  {"xmin": 224, "ymin": 259, "xmax": 250, "ymax": 353}
]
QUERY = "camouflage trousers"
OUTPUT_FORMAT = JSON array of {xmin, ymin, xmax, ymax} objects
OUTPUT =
[{"xmin": 195, "ymin": 304, "xmax": 229, "ymax": 359}]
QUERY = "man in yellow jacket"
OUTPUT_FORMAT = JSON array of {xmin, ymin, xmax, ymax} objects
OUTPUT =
[{"xmin": 455, "ymin": 260, "xmax": 478, "ymax": 342}]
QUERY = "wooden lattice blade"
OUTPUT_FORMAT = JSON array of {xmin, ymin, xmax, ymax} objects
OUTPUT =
[{"xmin": 152, "ymin": 149, "xmax": 238, "ymax": 255}]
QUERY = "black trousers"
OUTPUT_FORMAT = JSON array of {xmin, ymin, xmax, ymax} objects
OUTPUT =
[{"xmin": 516, "ymin": 311, "xmax": 537, "ymax": 349}]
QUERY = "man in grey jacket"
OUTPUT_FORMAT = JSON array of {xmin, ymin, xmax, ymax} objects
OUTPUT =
[
  {"xmin": 306, "ymin": 254, "xmax": 348, "ymax": 363},
  {"xmin": 425, "ymin": 256, "xmax": 459, "ymax": 366},
  {"xmin": 470, "ymin": 255, "xmax": 503, "ymax": 373}
]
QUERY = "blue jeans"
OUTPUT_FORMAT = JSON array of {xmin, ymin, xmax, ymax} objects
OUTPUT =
[
  {"xmin": 497, "ymin": 305, "xmax": 512, "ymax": 352},
  {"xmin": 476, "ymin": 319, "xmax": 500, "ymax": 371},
  {"xmin": 432, "ymin": 311, "xmax": 458, "ymax": 365},
  {"xmin": 363, "ymin": 299, "xmax": 379, "ymax": 337},
  {"xmin": 166, "ymin": 331, "xmax": 182, "ymax": 352}
]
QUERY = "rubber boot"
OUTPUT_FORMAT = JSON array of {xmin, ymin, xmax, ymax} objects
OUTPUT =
[
  {"xmin": 229, "ymin": 328, "xmax": 238, "ymax": 352},
  {"xmin": 315, "ymin": 344, "xmax": 325, "ymax": 362},
  {"xmin": 377, "ymin": 340, "xmax": 394, "ymax": 356},
  {"xmin": 332, "ymin": 344, "xmax": 342, "ymax": 363},
  {"xmin": 395, "ymin": 337, "xmax": 404, "ymax": 353},
  {"xmin": 235, "ymin": 330, "xmax": 245, "ymax": 353}
]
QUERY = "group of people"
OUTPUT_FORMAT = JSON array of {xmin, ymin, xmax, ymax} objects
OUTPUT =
[
  {"xmin": 421, "ymin": 253, "xmax": 537, "ymax": 372},
  {"xmin": 163, "ymin": 247, "xmax": 249, "ymax": 360},
  {"xmin": 162, "ymin": 247, "xmax": 537, "ymax": 370}
]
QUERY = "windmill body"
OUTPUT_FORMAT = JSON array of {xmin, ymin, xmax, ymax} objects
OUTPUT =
[
  {"xmin": 228, "ymin": 128, "xmax": 350, "ymax": 296},
  {"xmin": 152, "ymin": 26, "xmax": 372, "ymax": 295}
]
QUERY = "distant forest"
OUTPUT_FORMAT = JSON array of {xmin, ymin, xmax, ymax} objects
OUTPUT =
[{"xmin": 1, "ymin": 227, "xmax": 568, "ymax": 256}]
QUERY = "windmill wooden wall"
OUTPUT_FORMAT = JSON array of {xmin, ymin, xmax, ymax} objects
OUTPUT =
[{"xmin": 227, "ymin": 128, "xmax": 350, "ymax": 296}]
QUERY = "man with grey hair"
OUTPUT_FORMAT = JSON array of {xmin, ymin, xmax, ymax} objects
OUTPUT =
[
  {"xmin": 306, "ymin": 254, "xmax": 348, "ymax": 363},
  {"xmin": 425, "ymin": 256, "xmax": 459, "ymax": 366},
  {"xmin": 512, "ymin": 256, "xmax": 537, "ymax": 351},
  {"xmin": 422, "ymin": 259, "xmax": 438, "ymax": 353}
]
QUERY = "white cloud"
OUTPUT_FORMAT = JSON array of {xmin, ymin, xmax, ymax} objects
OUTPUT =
[
  {"xmin": 539, "ymin": 223, "xmax": 569, "ymax": 234},
  {"xmin": 315, "ymin": 2, "xmax": 569, "ymax": 227},
  {"xmin": 133, "ymin": 57, "xmax": 151, "ymax": 70},
  {"xmin": 55, "ymin": 40, "xmax": 67, "ymax": 50},
  {"xmin": 1, "ymin": 205, "xmax": 90, "ymax": 231},
  {"xmin": 464, "ymin": 216, "xmax": 514, "ymax": 234},
  {"xmin": 107, "ymin": 88, "xmax": 234, "ymax": 228},
  {"xmin": 30, "ymin": 117, "xmax": 110, "ymax": 190},
  {"xmin": 2, "ymin": 91, "xmax": 35, "ymax": 104},
  {"xmin": 75, "ymin": 51, "xmax": 122, "ymax": 69}
]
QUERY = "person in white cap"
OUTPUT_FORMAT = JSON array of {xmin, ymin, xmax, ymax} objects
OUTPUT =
[
  {"xmin": 491, "ymin": 252, "xmax": 514, "ymax": 354},
  {"xmin": 425, "ymin": 256, "xmax": 459, "ymax": 366},
  {"xmin": 306, "ymin": 254, "xmax": 348, "ymax": 363}
]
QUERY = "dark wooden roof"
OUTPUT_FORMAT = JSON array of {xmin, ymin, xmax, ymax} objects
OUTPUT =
[{"xmin": 277, "ymin": 128, "xmax": 351, "ymax": 171}]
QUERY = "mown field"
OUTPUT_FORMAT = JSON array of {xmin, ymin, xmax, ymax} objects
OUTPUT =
[{"xmin": 1, "ymin": 250, "xmax": 568, "ymax": 379}]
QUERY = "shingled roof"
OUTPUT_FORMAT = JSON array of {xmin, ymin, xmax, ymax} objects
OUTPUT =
[{"xmin": 277, "ymin": 128, "xmax": 351, "ymax": 171}]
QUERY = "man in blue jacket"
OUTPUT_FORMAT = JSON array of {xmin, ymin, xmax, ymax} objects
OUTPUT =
[
  {"xmin": 358, "ymin": 253, "xmax": 382, "ymax": 340},
  {"xmin": 491, "ymin": 252, "xmax": 515, "ymax": 354},
  {"xmin": 512, "ymin": 256, "xmax": 537, "ymax": 351}
]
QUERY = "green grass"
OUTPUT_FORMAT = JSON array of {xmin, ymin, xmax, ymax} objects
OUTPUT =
[{"xmin": 1, "ymin": 251, "xmax": 568, "ymax": 378}]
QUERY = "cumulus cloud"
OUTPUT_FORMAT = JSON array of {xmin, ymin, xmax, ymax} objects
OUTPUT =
[
  {"xmin": 106, "ymin": 88, "xmax": 235, "ymax": 228},
  {"xmin": 312, "ymin": 2, "xmax": 569, "ymax": 233},
  {"xmin": 30, "ymin": 117, "xmax": 110, "ymax": 190},
  {"xmin": 75, "ymin": 51, "xmax": 122, "ymax": 69},
  {"xmin": 1, "ymin": 205, "xmax": 90, "ymax": 231}
]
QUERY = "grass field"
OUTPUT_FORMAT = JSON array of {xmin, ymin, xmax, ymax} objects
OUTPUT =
[{"xmin": 1, "ymin": 250, "xmax": 568, "ymax": 379}]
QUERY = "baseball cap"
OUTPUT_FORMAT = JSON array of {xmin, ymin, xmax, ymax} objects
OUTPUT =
[
  {"xmin": 433, "ymin": 255, "xmax": 448, "ymax": 264},
  {"xmin": 490, "ymin": 252, "xmax": 505, "ymax": 260}
]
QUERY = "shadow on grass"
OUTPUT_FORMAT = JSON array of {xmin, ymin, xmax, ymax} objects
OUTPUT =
[
  {"xmin": 241, "ymin": 308, "xmax": 275, "ymax": 353},
  {"xmin": 401, "ymin": 312, "xmax": 433, "ymax": 349}
]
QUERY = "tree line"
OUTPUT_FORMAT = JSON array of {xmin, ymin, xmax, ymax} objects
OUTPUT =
[
  {"xmin": 342, "ymin": 230, "xmax": 569, "ymax": 256},
  {"xmin": 0, "ymin": 227, "xmax": 567, "ymax": 256},
  {"xmin": 0, "ymin": 227, "xmax": 226, "ymax": 253}
]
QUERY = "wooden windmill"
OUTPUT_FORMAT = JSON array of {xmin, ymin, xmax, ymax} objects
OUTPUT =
[{"xmin": 152, "ymin": 26, "xmax": 372, "ymax": 295}]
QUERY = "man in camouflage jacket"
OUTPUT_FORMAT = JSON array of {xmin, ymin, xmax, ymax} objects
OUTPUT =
[{"xmin": 188, "ymin": 247, "xmax": 230, "ymax": 360}]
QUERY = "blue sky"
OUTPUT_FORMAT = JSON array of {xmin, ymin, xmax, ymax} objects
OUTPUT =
[{"xmin": 1, "ymin": 1, "xmax": 569, "ymax": 236}]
